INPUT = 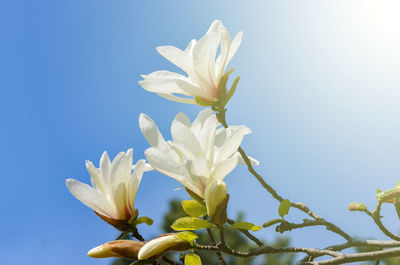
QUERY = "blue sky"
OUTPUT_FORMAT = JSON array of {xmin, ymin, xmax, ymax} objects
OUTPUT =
[{"xmin": 2, "ymin": 1, "xmax": 400, "ymax": 264}]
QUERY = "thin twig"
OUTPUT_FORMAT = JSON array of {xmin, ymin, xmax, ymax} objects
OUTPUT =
[{"xmin": 206, "ymin": 227, "xmax": 227, "ymax": 265}]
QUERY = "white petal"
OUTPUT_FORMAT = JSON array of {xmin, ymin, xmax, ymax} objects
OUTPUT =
[
  {"xmin": 100, "ymin": 151, "xmax": 112, "ymax": 186},
  {"xmin": 185, "ymin": 158, "xmax": 210, "ymax": 178},
  {"xmin": 212, "ymin": 154, "xmax": 240, "ymax": 181},
  {"xmin": 86, "ymin": 160, "xmax": 106, "ymax": 195},
  {"xmin": 216, "ymin": 126, "xmax": 251, "ymax": 163},
  {"xmin": 197, "ymin": 115, "xmax": 218, "ymax": 165},
  {"xmin": 225, "ymin": 32, "xmax": 243, "ymax": 66},
  {"xmin": 191, "ymin": 109, "xmax": 214, "ymax": 136},
  {"xmin": 238, "ymin": 155, "xmax": 260, "ymax": 166},
  {"xmin": 139, "ymin": 114, "xmax": 170, "ymax": 152},
  {"xmin": 145, "ymin": 148, "xmax": 190, "ymax": 185},
  {"xmin": 139, "ymin": 71, "xmax": 195, "ymax": 95},
  {"xmin": 171, "ymin": 119, "xmax": 202, "ymax": 157},
  {"xmin": 156, "ymin": 46, "xmax": 194, "ymax": 76},
  {"xmin": 184, "ymin": 39, "xmax": 196, "ymax": 55},
  {"xmin": 127, "ymin": 159, "xmax": 145, "ymax": 212},
  {"xmin": 66, "ymin": 179, "xmax": 117, "ymax": 219},
  {"xmin": 156, "ymin": 93, "xmax": 196, "ymax": 104},
  {"xmin": 174, "ymin": 112, "xmax": 191, "ymax": 127},
  {"xmin": 215, "ymin": 27, "xmax": 231, "ymax": 78}
]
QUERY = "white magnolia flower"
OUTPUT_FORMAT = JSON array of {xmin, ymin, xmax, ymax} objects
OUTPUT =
[
  {"xmin": 138, "ymin": 234, "xmax": 190, "ymax": 260},
  {"xmin": 139, "ymin": 20, "xmax": 243, "ymax": 105},
  {"xmin": 139, "ymin": 109, "xmax": 258, "ymax": 200},
  {"xmin": 66, "ymin": 149, "xmax": 146, "ymax": 225}
]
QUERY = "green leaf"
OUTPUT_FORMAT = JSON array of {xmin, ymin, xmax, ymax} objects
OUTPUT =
[
  {"xmin": 217, "ymin": 68, "xmax": 235, "ymax": 102},
  {"xmin": 134, "ymin": 216, "xmax": 153, "ymax": 226},
  {"xmin": 171, "ymin": 217, "xmax": 215, "ymax": 231},
  {"xmin": 185, "ymin": 253, "xmax": 202, "ymax": 265},
  {"xmin": 278, "ymin": 199, "xmax": 291, "ymax": 219},
  {"xmin": 262, "ymin": 219, "xmax": 282, "ymax": 228},
  {"xmin": 177, "ymin": 231, "xmax": 198, "ymax": 246},
  {"xmin": 223, "ymin": 76, "xmax": 240, "ymax": 106},
  {"xmin": 182, "ymin": 200, "xmax": 207, "ymax": 217},
  {"xmin": 228, "ymin": 221, "xmax": 262, "ymax": 231},
  {"xmin": 376, "ymin": 189, "xmax": 382, "ymax": 194}
]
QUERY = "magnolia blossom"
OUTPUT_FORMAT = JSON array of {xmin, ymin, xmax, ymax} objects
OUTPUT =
[
  {"xmin": 66, "ymin": 149, "xmax": 146, "ymax": 227},
  {"xmin": 138, "ymin": 234, "xmax": 190, "ymax": 260},
  {"xmin": 139, "ymin": 109, "xmax": 258, "ymax": 201},
  {"xmin": 139, "ymin": 20, "xmax": 243, "ymax": 105}
]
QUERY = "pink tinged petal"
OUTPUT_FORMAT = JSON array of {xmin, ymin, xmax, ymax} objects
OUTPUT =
[
  {"xmin": 111, "ymin": 182, "xmax": 128, "ymax": 220},
  {"xmin": 156, "ymin": 93, "xmax": 196, "ymax": 104},
  {"xmin": 192, "ymin": 32, "xmax": 220, "ymax": 95},
  {"xmin": 156, "ymin": 46, "xmax": 194, "ymax": 76},
  {"xmin": 225, "ymin": 31, "xmax": 243, "ymax": 66},
  {"xmin": 212, "ymin": 154, "xmax": 240, "ymax": 181},
  {"xmin": 171, "ymin": 119, "xmax": 202, "ymax": 157},
  {"xmin": 66, "ymin": 178, "xmax": 118, "ymax": 219},
  {"xmin": 216, "ymin": 126, "xmax": 252, "ymax": 163},
  {"xmin": 139, "ymin": 114, "xmax": 170, "ymax": 152}
]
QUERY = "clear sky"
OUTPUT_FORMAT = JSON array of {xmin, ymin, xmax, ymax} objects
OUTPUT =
[{"xmin": 2, "ymin": 1, "xmax": 400, "ymax": 264}]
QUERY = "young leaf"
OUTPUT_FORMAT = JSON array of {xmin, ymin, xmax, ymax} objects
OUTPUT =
[
  {"xmin": 133, "ymin": 216, "xmax": 153, "ymax": 226},
  {"xmin": 278, "ymin": 199, "xmax": 291, "ymax": 219},
  {"xmin": 171, "ymin": 217, "xmax": 215, "ymax": 231},
  {"xmin": 217, "ymin": 68, "xmax": 235, "ymax": 103},
  {"xmin": 223, "ymin": 76, "xmax": 240, "ymax": 106},
  {"xmin": 182, "ymin": 200, "xmax": 207, "ymax": 217},
  {"xmin": 228, "ymin": 221, "xmax": 262, "ymax": 231},
  {"xmin": 185, "ymin": 253, "xmax": 202, "ymax": 265},
  {"xmin": 177, "ymin": 231, "xmax": 198, "ymax": 246}
]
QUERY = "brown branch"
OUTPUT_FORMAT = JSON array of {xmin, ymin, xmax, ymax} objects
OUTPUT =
[
  {"xmin": 298, "ymin": 247, "xmax": 400, "ymax": 265},
  {"xmin": 276, "ymin": 219, "xmax": 351, "ymax": 241}
]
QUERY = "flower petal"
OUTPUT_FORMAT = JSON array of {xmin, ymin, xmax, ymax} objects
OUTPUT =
[
  {"xmin": 171, "ymin": 119, "xmax": 202, "ymax": 157},
  {"xmin": 216, "ymin": 126, "xmax": 252, "ymax": 163},
  {"xmin": 66, "ymin": 178, "xmax": 117, "ymax": 219},
  {"xmin": 157, "ymin": 93, "xmax": 196, "ymax": 104},
  {"xmin": 139, "ymin": 114, "xmax": 170, "ymax": 152},
  {"xmin": 156, "ymin": 46, "xmax": 194, "ymax": 76},
  {"xmin": 212, "ymin": 154, "xmax": 240, "ymax": 181},
  {"xmin": 226, "ymin": 31, "xmax": 243, "ymax": 66}
]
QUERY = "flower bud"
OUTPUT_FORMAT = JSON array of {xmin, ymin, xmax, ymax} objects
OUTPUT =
[
  {"xmin": 87, "ymin": 240, "xmax": 144, "ymax": 259},
  {"xmin": 138, "ymin": 234, "xmax": 191, "ymax": 260},
  {"xmin": 376, "ymin": 189, "xmax": 400, "ymax": 203},
  {"xmin": 204, "ymin": 180, "xmax": 229, "ymax": 226},
  {"xmin": 348, "ymin": 202, "xmax": 367, "ymax": 212}
]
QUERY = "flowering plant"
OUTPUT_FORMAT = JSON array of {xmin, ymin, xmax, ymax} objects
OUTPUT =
[{"xmin": 67, "ymin": 20, "xmax": 400, "ymax": 265}]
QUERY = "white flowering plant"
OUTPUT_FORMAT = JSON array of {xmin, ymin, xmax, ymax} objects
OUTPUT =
[{"xmin": 66, "ymin": 20, "xmax": 400, "ymax": 265}]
